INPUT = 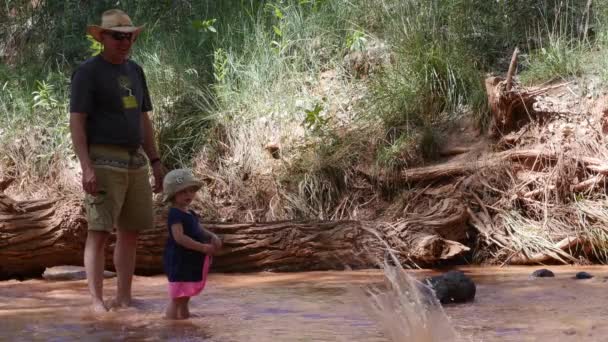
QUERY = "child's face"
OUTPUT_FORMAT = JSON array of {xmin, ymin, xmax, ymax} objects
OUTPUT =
[{"xmin": 173, "ymin": 186, "xmax": 198, "ymax": 207}]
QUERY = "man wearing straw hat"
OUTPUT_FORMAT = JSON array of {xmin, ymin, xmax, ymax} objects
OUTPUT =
[{"xmin": 69, "ymin": 9, "xmax": 163, "ymax": 313}]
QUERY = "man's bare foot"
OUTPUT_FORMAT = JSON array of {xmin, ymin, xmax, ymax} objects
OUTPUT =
[
  {"xmin": 110, "ymin": 297, "xmax": 149, "ymax": 311},
  {"xmin": 109, "ymin": 297, "xmax": 132, "ymax": 310},
  {"xmin": 91, "ymin": 299, "xmax": 108, "ymax": 313}
]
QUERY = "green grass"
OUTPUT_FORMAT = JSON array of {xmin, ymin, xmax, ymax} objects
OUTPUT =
[
  {"xmin": 518, "ymin": 0, "xmax": 591, "ymax": 85},
  {"xmin": 519, "ymin": 37, "xmax": 587, "ymax": 85},
  {"xmin": 3, "ymin": 0, "xmax": 608, "ymax": 216}
]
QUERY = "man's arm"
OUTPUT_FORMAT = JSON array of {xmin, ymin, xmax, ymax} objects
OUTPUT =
[
  {"xmin": 141, "ymin": 111, "xmax": 164, "ymax": 193},
  {"xmin": 70, "ymin": 112, "xmax": 97, "ymax": 194}
]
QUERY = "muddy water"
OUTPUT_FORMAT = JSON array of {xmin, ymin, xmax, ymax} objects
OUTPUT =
[{"xmin": 1, "ymin": 266, "xmax": 607, "ymax": 341}]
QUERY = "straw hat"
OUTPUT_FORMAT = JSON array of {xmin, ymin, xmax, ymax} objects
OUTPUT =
[
  {"xmin": 87, "ymin": 9, "xmax": 144, "ymax": 42},
  {"xmin": 162, "ymin": 169, "xmax": 203, "ymax": 203}
]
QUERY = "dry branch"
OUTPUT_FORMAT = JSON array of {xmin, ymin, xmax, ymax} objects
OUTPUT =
[
  {"xmin": 508, "ymin": 236, "xmax": 583, "ymax": 265},
  {"xmin": 505, "ymin": 47, "xmax": 519, "ymax": 92},
  {"xmin": 401, "ymin": 149, "xmax": 557, "ymax": 183}
]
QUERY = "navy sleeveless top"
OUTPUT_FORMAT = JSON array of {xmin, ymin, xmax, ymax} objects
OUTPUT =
[{"xmin": 163, "ymin": 208, "xmax": 211, "ymax": 282}]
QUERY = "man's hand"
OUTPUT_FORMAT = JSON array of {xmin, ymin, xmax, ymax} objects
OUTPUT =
[
  {"xmin": 82, "ymin": 164, "xmax": 97, "ymax": 195},
  {"xmin": 151, "ymin": 162, "xmax": 164, "ymax": 193}
]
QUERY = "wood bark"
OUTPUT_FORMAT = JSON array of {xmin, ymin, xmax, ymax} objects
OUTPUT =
[
  {"xmin": 507, "ymin": 236, "xmax": 583, "ymax": 265},
  {"xmin": 396, "ymin": 148, "xmax": 608, "ymax": 185},
  {"xmin": 0, "ymin": 191, "xmax": 470, "ymax": 278},
  {"xmin": 485, "ymin": 48, "xmax": 573, "ymax": 138},
  {"xmin": 400, "ymin": 149, "xmax": 557, "ymax": 183}
]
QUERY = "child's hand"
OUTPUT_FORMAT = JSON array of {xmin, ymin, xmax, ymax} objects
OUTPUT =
[
  {"xmin": 211, "ymin": 234, "xmax": 223, "ymax": 250},
  {"xmin": 200, "ymin": 244, "xmax": 216, "ymax": 255}
]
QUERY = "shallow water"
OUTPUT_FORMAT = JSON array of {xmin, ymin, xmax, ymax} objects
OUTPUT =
[{"xmin": 1, "ymin": 266, "xmax": 607, "ymax": 341}]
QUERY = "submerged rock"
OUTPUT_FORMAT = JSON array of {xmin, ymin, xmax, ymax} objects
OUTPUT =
[
  {"xmin": 531, "ymin": 269, "xmax": 555, "ymax": 278},
  {"xmin": 42, "ymin": 266, "xmax": 116, "ymax": 281},
  {"xmin": 424, "ymin": 270, "xmax": 476, "ymax": 304},
  {"xmin": 574, "ymin": 271, "xmax": 593, "ymax": 279}
]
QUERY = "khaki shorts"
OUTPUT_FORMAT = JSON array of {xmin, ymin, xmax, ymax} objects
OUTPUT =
[{"xmin": 84, "ymin": 144, "xmax": 154, "ymax": 232}]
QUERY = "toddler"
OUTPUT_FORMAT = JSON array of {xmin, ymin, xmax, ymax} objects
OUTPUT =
[{"xmin": 162, "ymin": 169, "xmax": 222, "ymax": 319}]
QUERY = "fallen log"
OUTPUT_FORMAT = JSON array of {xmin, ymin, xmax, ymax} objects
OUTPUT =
[
  {"xmin": 399, "ymin": 148, "xmax": 608, "ymax": 185},
  {"xmin": 401, "ymin": 148, "xmax": 557, "ymax": 183},
  {"xmin": 507, "ymin": 236, "xmax": 583, "ymax": 265},
  {"xmin": 0, "ymin": 192, "xmax": 470, "ymax": 278},
  {"xmin": 0, "ymin": 193, "xmax": 86, "ymax": 278}
]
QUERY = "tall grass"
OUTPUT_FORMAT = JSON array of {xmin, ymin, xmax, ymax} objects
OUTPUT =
[
  {"xmin": 3, "ymin": 0, "xmax": 608, "ymax": 218},
  {"xmin": 518, "ymin": 0, "xmax": 592, "ymax": 84}
]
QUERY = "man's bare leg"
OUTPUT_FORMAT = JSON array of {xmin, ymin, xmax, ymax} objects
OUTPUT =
[
  {"xmin": 113, "ymin": 229, "xmax": 138, "ymax": 308},
  {"xmin": 84, "ymin": 230, "xmax": 110, "ymax": 312}
]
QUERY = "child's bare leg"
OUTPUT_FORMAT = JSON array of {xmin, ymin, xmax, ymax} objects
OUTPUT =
[
  {"xmin": 165, "ymin": 298, "xmax": 180, "ymax": 320},
  {"xmin": 177, "ymin": 297, "xmax": 190, "ymax": 319}
]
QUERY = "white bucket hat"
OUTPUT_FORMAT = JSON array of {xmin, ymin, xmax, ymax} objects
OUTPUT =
[
  {"xmin": 162, "ymin": 169, "xmax": 203, "ymax": 203},
  {"xmin": 87, "ymin": 9, "xmax": 144, "ymax": 42}
]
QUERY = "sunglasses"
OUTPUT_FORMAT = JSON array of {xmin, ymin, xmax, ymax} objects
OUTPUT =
[{"xmin": 103, "ymin": 31, "xmax": 134, "ymax": 41}]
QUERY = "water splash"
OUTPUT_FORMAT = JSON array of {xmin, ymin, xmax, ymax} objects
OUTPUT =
[
  {"xmin": 353, "ymin": 260, "xmax": 460, "ymax": 342},
  {"xmin": 351, "ymin": 227, "xmax": 462, "ymax": 342}
]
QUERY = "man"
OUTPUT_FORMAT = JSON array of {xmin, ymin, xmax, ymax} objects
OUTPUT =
[{"xmin": 69, "ymin": 9, "xmax": 163, "ymax": 312}]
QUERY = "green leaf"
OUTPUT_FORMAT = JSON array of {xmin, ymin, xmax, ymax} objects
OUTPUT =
[
  {"xmin": 192, "ymin": 19, "xmax": 205, "ymax": 29},
  {"xmin": 86, "ymin": 34, "xmax": 103, "ymax": 56}
]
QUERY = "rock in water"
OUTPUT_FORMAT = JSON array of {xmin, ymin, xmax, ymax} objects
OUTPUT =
[
  {"xmin": 531, "ymin": 269, "xmax": 554, "ymax": 278},
  {"xmin": 42, "ymin": 266, "xmax": 116, "ymax": 281},
  {"xmin": 424, "ymin": 270, "xmax": 476, "ymax": 304},
  {"xmin": 574, "ymin": 271, "xmax": 593, "ymax": 279}
]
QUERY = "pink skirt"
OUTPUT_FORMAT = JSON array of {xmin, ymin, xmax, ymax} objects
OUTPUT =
[{"xmin": 168, "ymin": 255, "xmax": 212, "ymax": 299}]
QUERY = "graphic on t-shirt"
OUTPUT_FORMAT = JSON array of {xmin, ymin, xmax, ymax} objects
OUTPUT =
[{"xmin": 118, "ymin": 75, "xmax": 137, "ymax": 109}]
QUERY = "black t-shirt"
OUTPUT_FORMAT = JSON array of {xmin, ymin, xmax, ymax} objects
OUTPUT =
[{"xmin": 69, "ymin": 55, "xmax": 153, "ymax": 147}]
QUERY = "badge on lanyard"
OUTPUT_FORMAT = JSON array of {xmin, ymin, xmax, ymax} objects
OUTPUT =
[
  {"xmin": 118, "ymin": 75, "xmax": 137, "ymax": 109},
  {"xmin": 122, "ymin": 95, "xmax": 137, "ymax": 109}
]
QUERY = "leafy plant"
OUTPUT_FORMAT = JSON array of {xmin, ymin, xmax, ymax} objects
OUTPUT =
[
  {"xmin": 86, "ymin": 34, "xmax": 103, "ymax": 56},
  {"xmin": 346, "ymin": 30, "xmax": 367, "ymax": 51},
  {"xmin": 213, "ymin": 48, "xmax": 229, "ymax": 84},
  {"xmin": 32, "ymin": 81, "xmax": 58, "ymax": 111},
  {"xmin": 303, "ymin": 103, "xmax": 328, "ymax": 133},
  {"xmin": 192, "ymin": 18, "xmax": 217, "ymax": 33}
]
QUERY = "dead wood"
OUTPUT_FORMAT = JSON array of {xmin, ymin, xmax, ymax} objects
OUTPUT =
[
  {"xmin": 401, "ymin": 149, "xmax": 557, "ymax": 183},
  {"xmin": 485, "ymin": 48, "xmax": 573, "ymax": 138},
  {"xmin": 439, "ymin": 146, "xmax": 472, "ymax": 157},
  {"xmin": 508, "ymin": 236, "xmax": 583, "ymax": 265},
  {"xmin": 0, "ymin": 192, "xmax": 470, "ymax": 278},
  {"xmin": 398, "ymin": 147, "xmax": 608, "ymax": 186},
  {"xmin": 505, "ymin": 47, "xmax": 519, "ymax": 92}
]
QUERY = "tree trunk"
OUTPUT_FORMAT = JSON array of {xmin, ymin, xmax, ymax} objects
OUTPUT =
[
  {"xmin": 0, "ymin": 191, "xmax": 470, "ymax": 279},
  {"xmin": 0, "ymin": 193, "xmax": 87, "ymax": 278}
]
